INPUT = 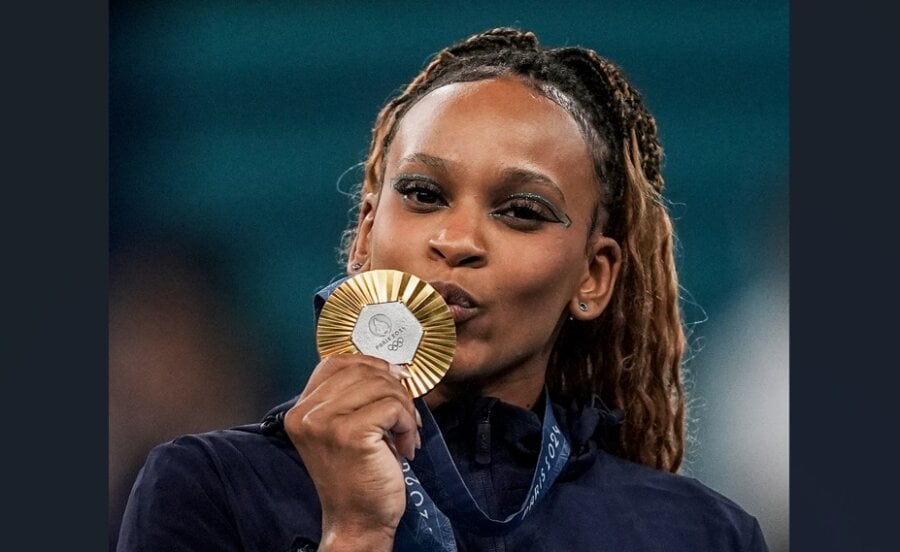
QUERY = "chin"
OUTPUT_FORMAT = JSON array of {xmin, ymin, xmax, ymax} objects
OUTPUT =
[
  {"xmin": 443, "ymin": 346, "xmax": 490, "ymax": 376},
  {"xmin": 440, "ymin": 351, "xmax": 511, "ymax": 387},
  {"xmin": 441, "ymin": 363, "xmax": 480, "ymax": 384},
  {"xmin": 436, "ymin": 356, "xmax": 486, "ymax": 389}
]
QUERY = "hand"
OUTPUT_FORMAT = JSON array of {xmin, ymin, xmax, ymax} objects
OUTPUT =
[{"xmin": 284, "ymin": 354, "xmax": 420, "ymax": 551}]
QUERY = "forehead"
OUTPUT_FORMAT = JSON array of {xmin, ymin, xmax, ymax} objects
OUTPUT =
[{"xmin": 386, "ymin": 77, "xmax": 597, "ymax": 192}]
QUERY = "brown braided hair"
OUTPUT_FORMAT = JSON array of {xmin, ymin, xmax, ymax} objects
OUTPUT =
[{"xmin": 342, "ymin": 27, "xmax": 685, "ymax": 472}]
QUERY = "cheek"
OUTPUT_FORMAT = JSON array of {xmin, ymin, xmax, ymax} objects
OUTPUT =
[
  {"xmin": 493, "ymin": 239, "xmax": 583, "ymax": 306},
  {"xmin": 368, "ymin": 206, "xmax": 413, "ymax": 262}
]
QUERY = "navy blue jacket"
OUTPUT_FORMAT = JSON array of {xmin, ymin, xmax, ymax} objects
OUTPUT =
[{"xmin": 117, "ymin": 391, "xmax": 768, "ymax": 551}]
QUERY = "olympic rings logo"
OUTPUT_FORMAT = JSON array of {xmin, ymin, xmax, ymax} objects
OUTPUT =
[{"xmin": 386, "ymin": 337, "xmax": 404, "ymax": 351}]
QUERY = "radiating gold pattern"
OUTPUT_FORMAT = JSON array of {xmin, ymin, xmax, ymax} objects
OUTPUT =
[{"xmin": 316, "ymin": 270, "xmax": 456, "ymax": 398}]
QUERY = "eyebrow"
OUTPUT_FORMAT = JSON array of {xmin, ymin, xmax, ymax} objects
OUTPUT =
[
  {"xmin": 497, "ymin": 167, "xmax": 567, "ymax": 203},
  {"xmin": 398, "ymin": 153, "xmax": 451, "ymax": 172}
]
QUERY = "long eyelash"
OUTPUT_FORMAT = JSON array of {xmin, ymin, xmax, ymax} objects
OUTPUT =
[
  {"xmin": 390, "ymin": 175, "xmax": 446, "ymax": 210},
  {"xmin": 391, "ymin": 174, "xmax": 440, "ymax": 193},
  {"xmin": 507, "ymin": 192, "xmax": 572, "ymax": 227}
]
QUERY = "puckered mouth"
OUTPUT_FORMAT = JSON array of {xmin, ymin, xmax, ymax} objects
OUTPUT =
[{"xmin": 429, "ymin": 280, "xmax": 479, "ymax": 309}]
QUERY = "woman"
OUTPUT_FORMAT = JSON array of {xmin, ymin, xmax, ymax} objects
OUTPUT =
[{"xmin": 117, "ymin": 28, "xmax": 768, "ymax": 551}]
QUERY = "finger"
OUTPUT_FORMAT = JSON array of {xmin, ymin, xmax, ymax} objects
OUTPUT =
[
  {"xmin": 302, "ymin": 374, "xmax": 415, "ymax": 422},
  {"xmin": 302, "ymin": 354, "xmax": 389, "ymax": 395},
  {"xmin": 302, "ymin": 354, "xmax": 411, "ymax": 399},
  {"xmin": 390, "ymin": 425, "xmax": 420, "ymax": 461},
  {"xmin": 301, "ymin": 363, "xmax": 413, "ymax": 414},
  {"xmin": 352, "ymin": 396, "xmax": 420, "ymax": 460}
]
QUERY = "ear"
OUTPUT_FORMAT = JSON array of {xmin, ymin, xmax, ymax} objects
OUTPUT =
[
  {"xmin": 346, "ymin": 192, "xmax": 378, "ymax": 274},
  {"xmin": 568, "ymin": 235, "xmax": 621, "ymax": 321}
]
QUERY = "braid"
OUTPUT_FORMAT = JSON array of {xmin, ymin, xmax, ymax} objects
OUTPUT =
[
  {"xmin": 343, "ymin": 27, "xmax": 686, "ymax": 472},
  {"xmin": 545, "ymin": 47, "xmax": 685, "ymax": 471},
  {"xmin": 445, "ymin": 27, "xmax": 540, "ymax": 57}
]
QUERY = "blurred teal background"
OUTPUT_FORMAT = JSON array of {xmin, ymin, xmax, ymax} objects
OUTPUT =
[{"xmin": 109, "ymin": 1, "xmax": 788, "ymax": 550}]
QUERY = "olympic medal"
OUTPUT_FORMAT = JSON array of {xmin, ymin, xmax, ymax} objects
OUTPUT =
[{"xmin": 316, "ymin": 269, "xmax": 456, "ymax": 398}]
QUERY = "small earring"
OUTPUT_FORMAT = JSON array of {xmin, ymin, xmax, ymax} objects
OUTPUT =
[
  {"xmin": 578, "ymin": 302, "xmax": 588, "ymax": 312},
  {"xmin": 351, "ymin": 262, "xmax": 363, "ymax": 271}
]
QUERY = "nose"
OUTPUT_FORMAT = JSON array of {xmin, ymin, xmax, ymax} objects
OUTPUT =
[{"xmin": 428, "ymin": 206, "xmax": 487, "ymax": 268}]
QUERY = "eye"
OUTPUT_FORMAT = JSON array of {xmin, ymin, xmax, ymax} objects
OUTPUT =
[
  {"xmin": 391, "ymin": 176, "xmax": 447, "ymax": 211},
  {"xmin": 492, "ymin": 193, "xmax": 571, "ymax": 230},
  {"xmin": 497, "ymin": 200, "xmax": 550, "ymax": 220}
]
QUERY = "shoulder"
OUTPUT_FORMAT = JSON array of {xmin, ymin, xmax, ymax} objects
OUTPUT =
[
  {"xmin": 142, "ymin": 424, "xmax": 276, "ymax": 470},
  {"xmin": 162, "ymin": 423, "xmax": 290, "ymax": 456},
  {"xmin": 118, "ymin": 425, "xmax": 319, "ymax": 551},
  {"xmin": 123, "ymin": 426, "xmax": 290, "ymax": 515},
  {"xmin": 139, "ymin": 423, "xmax": 305, "ymax": 499},
  {"xmin": 597, "ymin": 451, "xmax": 747, "ymax": 510},
  {"xmin": 555, "ymin": 450, "xmax": 767, "ymax": 551}
]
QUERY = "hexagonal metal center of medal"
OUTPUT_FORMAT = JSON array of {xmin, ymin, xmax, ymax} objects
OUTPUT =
[{"xmin": 351, "ymin": 301, "xmax": 423, "ymax": 365}]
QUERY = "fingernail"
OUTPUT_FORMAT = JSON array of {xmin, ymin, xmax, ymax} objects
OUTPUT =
[
  {"xmin": 389, "ymin": 363, "xmax": 412, "ymax": 379},
  {"xmin": 415, "ymin": 409, "xmax": 422, "ymax": 428}
]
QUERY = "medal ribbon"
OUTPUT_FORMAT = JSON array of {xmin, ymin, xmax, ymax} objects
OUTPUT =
[{"xmin": 393, "ymin": 389, "xmax": 570, "ymax": 552}]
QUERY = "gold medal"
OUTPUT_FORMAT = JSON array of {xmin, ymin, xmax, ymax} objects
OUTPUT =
[{"xmin": 316, "ymin": 269, "xmax": 456, "ymax": 398}]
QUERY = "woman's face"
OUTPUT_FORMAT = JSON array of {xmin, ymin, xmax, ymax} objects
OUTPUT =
[{"xmin": 352, "ymin": 76, "xmax": 619, "ymax": 406}]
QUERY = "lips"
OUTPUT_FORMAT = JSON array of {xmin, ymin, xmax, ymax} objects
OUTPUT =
[{"xmin": 429, "ymin": 281, "xmax": 480, "ymax": 324}]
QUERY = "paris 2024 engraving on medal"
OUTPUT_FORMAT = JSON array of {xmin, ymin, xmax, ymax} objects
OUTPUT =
[{"xmin": 351, "ymin": 302, "xmax": 423, "ymax": 366}]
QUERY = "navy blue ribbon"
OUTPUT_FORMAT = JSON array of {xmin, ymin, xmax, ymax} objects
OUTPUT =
[{"xmin": 393, "ymin": 391, "xmax": 570, "ymax": 551}]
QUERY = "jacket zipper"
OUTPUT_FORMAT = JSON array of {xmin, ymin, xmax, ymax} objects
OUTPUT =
[{"xmin": 474, "ymin": 401, "xmax": 504, "ymax": 552}]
